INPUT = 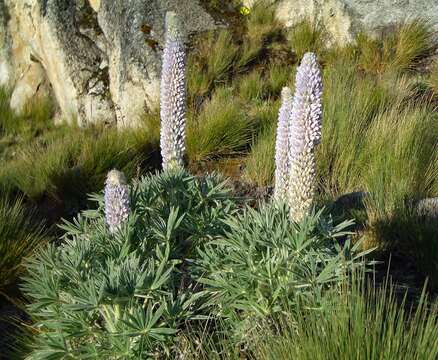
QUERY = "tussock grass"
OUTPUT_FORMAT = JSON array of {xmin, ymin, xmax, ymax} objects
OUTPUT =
[
  {"xmin": 244, "ymin": 126, "xmax": 276, "ymax": 187},
  {"xmin": 235, "ymin": 0, "xmax": 283, "ymax": 73},
  {"xmin": 428, "ymin": 59, "xmax": 438, "ymax": 95},
  {"xmin": 188, "ymin": 0, "xmax": 285, "ymax": 108},
  {"xmin": 0, "ymin": 88, "xmax": 55, "ymax": 164},
  {"xmin": 188, "ymin": 29, "xmax": 239, "ymax": 104},
  {"xmin": 287, "ymin": 20, "xmax": 327, "ymax": 59},
  {"xmin": 238, "ymin": 70, "xmax": 266, "ymax": 101},
  {"xmin": 0, "ymin": 126, "xmax": 159, "ymax": 218},
  {"xmin": 357, "ymin": 21, "xmax": 435, "ymax": 74},
  {"xmin": 187, "ymin": 87, "xmax": 254, "ymax": 161},
  {"xmin": 0, "ymin": 88, "xmax": 54, "ymax": 138},
  {"xmin": 0, "ymin": 196, "xmax": 48, "ymax": 291},
  {"xmin": 265, "ymin": 62, "xmax": 294, "ymax": 97}
]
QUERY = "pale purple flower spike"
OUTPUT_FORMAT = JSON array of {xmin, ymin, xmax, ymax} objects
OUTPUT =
[
  {"xmin": 160, "ymin": 11, "xmax": 187, "ymax": 170},
  {"xmin": 104, "ymin": 170, "xmax": 130, "ymax": 233},
  {"xmin": 274, "ymin": 87, "xmax": 293, "ymax": 201},
  {"xmin": 288, "ymin": 52, "xmax": 323, "ymax": 221}
]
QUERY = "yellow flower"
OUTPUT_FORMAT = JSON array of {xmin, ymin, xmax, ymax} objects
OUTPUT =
[{"xmin": 239, "ymin": 6, "xmax": 250, "ymax": 16}]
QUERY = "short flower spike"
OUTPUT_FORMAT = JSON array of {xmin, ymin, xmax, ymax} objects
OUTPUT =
[{"xmin": 104, "ymin": 170, "xmax": 130, "ymax": 233}]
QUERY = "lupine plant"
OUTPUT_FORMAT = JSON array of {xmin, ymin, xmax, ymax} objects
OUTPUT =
[
  {"xmin": 160, "ymin": 12, "xmax": 187, "ymax": 169},
  {"xmin": 104, "ymin": 169, "xmax": 130, "ymax": 233},
  {"xmin": 288, "ymin": 52, "xmax": 323, "ymax": 222},
  {"xmin": 22, "ymin": 169, "xmax": 237, "ymax": 358},
  {"xmin": 195, "ymin": 204, "xmax": 370, "ymax": 339},
  {"xmin": 274, "ymin": 87, "xmax": 293, "ymax": 200}
]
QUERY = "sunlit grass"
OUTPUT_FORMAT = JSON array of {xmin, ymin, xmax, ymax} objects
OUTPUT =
[
  {"xmin": 182, "ymin": 273, "xmax": 438, "ymax": 359},
  {"xmin": 0, "ymin": 196, "xmax": 49, "ymax": 291},
  {"xmin": 187, "ymin": 87, "xmax": 255, "ymax": 161},
  {"xmin": 357, "ymin": 21, "xmax": 434, "ymax": 74},
  {"xmin": 287, "ymin": 20, "xmax": 327, "ymax": 60}
]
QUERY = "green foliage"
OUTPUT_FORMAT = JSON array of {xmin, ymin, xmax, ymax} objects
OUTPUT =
[
  {"xmin": 287, "ymin": 20, "xmax": 326, "ymax": 60},
  {"xmin": 252, "ymin": 279, "xmax": 438, "ymax": 359},
  {"xmin": 188, "ymin": 29, "xmax": 240, "ymax": 104},
  {"xmin": 22, "ymin": 169, "xmax": 237, "ymax": 358},
  {"xmin": 0, "ymin": 126, "xmax": 159, "ymax": 217},
  {"xmin": 0, "ymin": 88, "xmax": 54, "ymax": 140},
  {"xmin": 238, "ymin": 70, "xmax": 266, "ymax": 101},
  {"xmin": 188, "ymin": 0, "xmax": 286, "ymax": 108},
  {"xmin": 244, "ymin": 125, "xmax": 276, "ymax": 187},
  {"xmin": 428, "ymin": 59, "xmax": 438, "ymax": 95},
  {"xmin": 265, "ymin": 62, "xmax": 294, "ymax": 97},
  {"xmin": 195, "ymin": 203, "xmax": 370, "ymax": 333},
  {"xmin": 356, "ymin": 21, "xmax": 434, "ymax": 74},
  {"xmin": 235, "ymin": 1, "xmax": 282, "ymax": 72},
  {"xmin": 187, "ymin": 87, "xmax": 255, "ymax": 161},
  {"xmin": 0, "ymin": 195, "xmax": 48, "ymax": 290},
  {"xmin": 184, "ymin": 274, "xmax": 438, "ymax": 360}
]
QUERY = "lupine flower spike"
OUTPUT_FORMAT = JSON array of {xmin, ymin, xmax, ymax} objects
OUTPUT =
[
  {"xmin": 274, "ymin": 87, "xmax": 293, "ymax": 201},
  {"xmin": 104, "ymin": 170, "xmax": 130, "ymax": 233},
  {"xmin": 288, "ymin": 52, "xmax": 323, "ymax": 222},
  {"xmin": 160, "ymin": 11, "xmax": 187, "ymax": 170}
]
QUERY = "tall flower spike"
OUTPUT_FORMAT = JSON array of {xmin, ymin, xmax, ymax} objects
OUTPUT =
[
  {"xmin": 160, "ymin": 11, "xmax": 187, "ymax": 170},
  {"xmin": 288, "ymin": 52, "xmax": 323, "ymax": 222},
  {"xmin": 274, "ymin": 87, "xmax": 293, "ymax": 201},
  {"xmin": 104, "ymin": 170, "xmax": 130, "ymax": 234}
]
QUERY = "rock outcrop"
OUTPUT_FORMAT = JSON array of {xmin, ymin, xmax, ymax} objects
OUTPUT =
[
  {"xmin": 1, "ymin": 0, "xmax": 216, "ymax": 127},
  {"xmin": 246, "ymin": 0, "xmax": 438, "ymax": 45}
]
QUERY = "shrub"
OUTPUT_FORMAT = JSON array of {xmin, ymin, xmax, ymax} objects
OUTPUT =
[
  {"xmin": 22, "ymin": 169, "xmax": 237, "ymax": 358},
  {"xmin": 194, "ymin": 203, "xmax": 370, "ymax": 337}
]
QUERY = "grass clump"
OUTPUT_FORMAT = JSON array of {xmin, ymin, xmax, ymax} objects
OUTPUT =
[
  {"xmin": 253, "ymin": 281, "xmax": 438, "ymax": 359},
  {"xmin": 0, "ymin": 196, "xmax": 48, "ymax": 291},
  {"xmin": 244, "ymin": 126, "xmax": 276, "ymax": 186},
  {"xmin": 0, "ymin": 125, "xmax": 159, "ymax": 219},
  {"xmin": 428, "ymin": 59, "xmax": 438, "ymax": 95},
  {"xmin": 357, "ymin": 21, "xmax": 434, "ymax": 74},
  {"xmin": 287, "ymin": 20, "xmax": 327, "ymax": 60},
  {"xmin": 238, "ymin": 70, "xmax": 267, "ymax": 101},
  {"xmin": 188, "ymin": 29, "xmax": 240, "ymax": 105},
  {"xmin": 0, "ymin": 88, "xmax": 55, "ymax": 162},
  {"xmin": 187, "ymin": 87, "xmax": 255, "ymax": 161}
]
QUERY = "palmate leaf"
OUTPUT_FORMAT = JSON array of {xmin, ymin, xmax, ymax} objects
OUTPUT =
[
  {"xmin": 195, "ymin": 201, "xmax": 370, "ymax": 336},
  {"xmin": 23, "ymin": 169, "xmax": 237, "ymax": 357}
]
